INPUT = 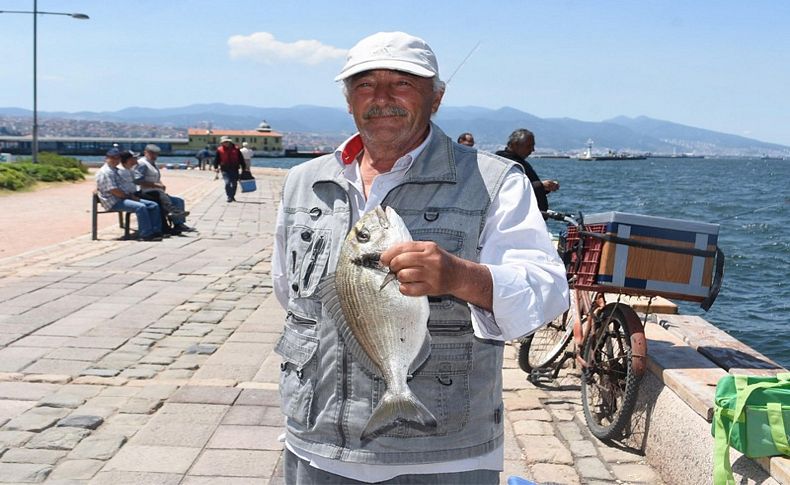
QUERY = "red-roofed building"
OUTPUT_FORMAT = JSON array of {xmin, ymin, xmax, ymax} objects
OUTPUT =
[{"xmin": 182, "ymin": 121, "xmax": 284, "ymax": 157}]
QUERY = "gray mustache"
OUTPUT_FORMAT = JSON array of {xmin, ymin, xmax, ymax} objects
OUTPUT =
[{"xmin": 362, "ymin": 106, "xmax": 408, "ymax": 119}]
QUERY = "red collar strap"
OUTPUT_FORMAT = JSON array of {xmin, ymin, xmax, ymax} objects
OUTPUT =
[{"xmin": 341, "ymin": 134, "xmax": 364, "ymax": 165}]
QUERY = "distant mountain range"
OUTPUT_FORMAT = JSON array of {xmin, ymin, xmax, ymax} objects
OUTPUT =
[{"xmin": 1, "ymin": 104, "xmax": 788, "ymax": 156}]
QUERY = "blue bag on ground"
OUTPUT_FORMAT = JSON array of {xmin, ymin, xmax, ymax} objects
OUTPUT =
[{"xmin": 240, "ymin": 170, "xmax": 256, "ymax": 193}]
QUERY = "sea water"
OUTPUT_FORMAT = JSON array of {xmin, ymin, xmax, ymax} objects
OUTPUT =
[{"xmin": 534, "ymin": 156, "xmax": 789, "ymax": 370}]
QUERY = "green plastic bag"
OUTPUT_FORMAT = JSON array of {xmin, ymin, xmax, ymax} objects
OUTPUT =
[{"xmin": 712, "ymin": 372, "xmax": 790, "ymax": 485}]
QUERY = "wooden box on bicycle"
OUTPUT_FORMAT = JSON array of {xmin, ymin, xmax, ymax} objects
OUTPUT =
[{"xmin": 563, "ymin": 211, "xmax": 722, "ymax": 305}]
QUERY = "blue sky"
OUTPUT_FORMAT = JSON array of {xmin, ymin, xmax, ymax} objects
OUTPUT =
[{"xmin": 1, "ymin": 0, "xmax": 789, "ymax": 145}]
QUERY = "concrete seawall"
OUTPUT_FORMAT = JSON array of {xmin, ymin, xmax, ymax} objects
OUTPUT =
[{"xmin": 0, "ymin": 168, "xmax": 787, "ymax": 484}]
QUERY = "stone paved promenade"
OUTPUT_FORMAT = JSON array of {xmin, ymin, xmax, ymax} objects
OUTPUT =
[{"xmin": 0, "ymin": 170, "xmax": 661, "ymax": 484}]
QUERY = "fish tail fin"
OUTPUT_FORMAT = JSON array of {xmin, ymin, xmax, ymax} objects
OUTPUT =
[{"xmin": 361, "ymin": 389, "xmax": 437, "ymax": 439}]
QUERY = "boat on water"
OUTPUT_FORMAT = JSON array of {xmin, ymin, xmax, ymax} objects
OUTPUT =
[
  {"xmin": 667, "ymin": 154, "xmax": 705, "ymax": 159},
  {"xmin": 284, "ymin": 148, "xmax": 331, "ymax": 158},
  {"xmin": 575, "ymin": 139, "xmax": 646, "ymax": 161},
  {"xmin": 760, "ymin": 154, "xmax": 785, "ymax": 161},
  {"xmin": 577, "ymin": 152, "xmax": 647, "ymax": 161}
]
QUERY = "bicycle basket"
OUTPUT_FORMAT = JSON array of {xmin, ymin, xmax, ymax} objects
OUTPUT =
[
  {"xmin": 563, "ymin": 223, "xmax": 607, "ymax": 288},
  {"xmin": 564, "ymin": 211, "xmax": 723, "ymax": 309}
]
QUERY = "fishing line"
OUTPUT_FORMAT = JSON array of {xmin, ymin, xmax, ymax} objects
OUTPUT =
[
  {"xmin": 717, "ymin": 198, "xmax": 789, "ymax": 222},
  {"xmin": 445, "ymin": 40, "xmax": 481, "ymax": 85}
]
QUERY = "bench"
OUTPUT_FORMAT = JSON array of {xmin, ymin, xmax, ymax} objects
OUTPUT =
[{"xmin": 91, "ymin": 192, "xmax": 133, "ymax": 240}]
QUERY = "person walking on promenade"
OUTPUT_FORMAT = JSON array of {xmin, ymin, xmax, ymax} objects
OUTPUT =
[
  {"xmin": 457, "ymin": 132, "xmax": 475, "ymax": 147},
  {"xmin": 495, "ymin": 128, "xmax": 559, "ymax": 214},
  {"xmin": 196, "ymin": 145, "xmax": 213, "ymax": 171},
  {"xmin": 271, "ymin": 31, "xmax": 568, "ymax": 484},
  {"xmin": 213, "ymin": 136, "xmax": 246, "ymax": 202},
  {"xmin": 134, "ymin": 144, "xmax": 193, "ymax": 234},
  {"xmin": 240, "ymin": 142, "xmax": 254, "ymax": 168},
  {"xmin": 95, "ymin": 148, "xmax": 163, "ymax": 241}
]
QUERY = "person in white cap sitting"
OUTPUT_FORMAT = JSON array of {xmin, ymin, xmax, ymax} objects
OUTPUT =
[
  {"xmin": 271, "ymin": 31, "xmax": 568, "ymax": 484},
  {"xmin": 213, "ymin": 136, "xmax": 247, "ymax": 202},
  {"xmin": 135, "ymin": 144, "xmax": 193, "ymax": 234}
]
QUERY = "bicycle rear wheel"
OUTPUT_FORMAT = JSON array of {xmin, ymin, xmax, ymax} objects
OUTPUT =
[
  {"xmin": 580, "ymin": 304, "xmax": 641, "ymax": 440},
  {"xmin": 518, "ymin": 292, "xmax": 576, "ymax": 373}
]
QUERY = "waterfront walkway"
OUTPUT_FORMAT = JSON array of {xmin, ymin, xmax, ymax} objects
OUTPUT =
[{"xmin": 0, "ymin": 170, "xmax": 661, "ymax": 484}]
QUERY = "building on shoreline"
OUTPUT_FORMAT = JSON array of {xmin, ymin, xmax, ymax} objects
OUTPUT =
[
  {"xmin": 182, "ymin": 121, "xmax": 283, "ymax": 157},
  {"xmin": 0, "ymin": 121, "xmax": 284, "ymax": 157}
]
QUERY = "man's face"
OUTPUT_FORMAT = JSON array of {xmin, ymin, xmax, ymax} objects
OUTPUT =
[
  {"xmin": 106, "ymin": 156, "xmax": 121, "ymax": 167},
  {"xmin": 145, "ymin": 150, "xmax": 158, "ymax": 162},
  {"xmin": 346, "ymin": 69, "xmax": 444, "ymax": 152},
  {"xmin": 121, "ymin": 158, "xmax": 137, "ymax": 170},
  {"xmin": 512, "ymin": 137, "xmax": 535, "ymax": 159}
]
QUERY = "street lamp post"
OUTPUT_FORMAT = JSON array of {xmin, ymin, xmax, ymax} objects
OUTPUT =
[{"xmin": 0, "ymin": 0, "xmax": 89, "ymax": 162}]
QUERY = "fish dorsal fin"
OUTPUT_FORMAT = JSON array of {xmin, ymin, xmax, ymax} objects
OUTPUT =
[{"xmin": 318, "ymin": 274, "xmax": 382, "ymax": 378}]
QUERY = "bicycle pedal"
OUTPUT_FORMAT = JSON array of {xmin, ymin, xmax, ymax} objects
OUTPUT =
[{"xmin": 529, "ymin": 368, "xmax": 555, "ymax": 383}]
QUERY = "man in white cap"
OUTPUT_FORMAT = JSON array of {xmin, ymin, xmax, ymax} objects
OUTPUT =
[
  {"xmin": 271, "ymin": 32, "xmax": 568, "ymax": 484},
  {"xmin": 213, "ymin": 136, "xmax": 246, "ymax": 202},
  {"xmin": 240, "ymin": 141, "xmax": 254, "ymax": 167},
  {"xmin": 135, "ymin": 144, "xmax": 193, "ymax": 234}
]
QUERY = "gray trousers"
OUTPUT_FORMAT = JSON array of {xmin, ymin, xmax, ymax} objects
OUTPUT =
[{"xmin": 283, "ymin": 448, "xmax": 500, "ymax": 484}]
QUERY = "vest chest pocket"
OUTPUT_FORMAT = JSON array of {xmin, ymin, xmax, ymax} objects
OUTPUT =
[
  {"xmin": 410, "ymin": 228, "xmax": 465, "ymax": 255},
  {"xmin": 287, "ymin": 226, "xmax": 332, "ymax": 298},
  {"xmin": 274, "ymin": 322, "xmax": 319, "ymax": 428},
  {"xmin": 374, "ymin": 342, "xmax": 473, "ymax": 437}
]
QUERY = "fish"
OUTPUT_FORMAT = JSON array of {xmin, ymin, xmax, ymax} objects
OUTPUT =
[{"xmin": 335, "ymin": 205, "xmax": 437, "ymax": 439}]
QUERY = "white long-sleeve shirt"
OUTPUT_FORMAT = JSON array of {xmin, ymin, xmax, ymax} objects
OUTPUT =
[{"xmin": 271, "ymin": 130, "xmax": 569, "ymax": 481}]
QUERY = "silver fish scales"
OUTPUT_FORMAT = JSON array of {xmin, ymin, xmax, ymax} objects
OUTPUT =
[{"xmin": 335, "ymin": 205, "xmax": 437, "ymax": 439}]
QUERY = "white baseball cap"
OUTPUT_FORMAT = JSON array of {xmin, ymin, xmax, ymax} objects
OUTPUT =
[{"xmin": 335, "ymin": 31, "xmax": 439, "ymax": 81}]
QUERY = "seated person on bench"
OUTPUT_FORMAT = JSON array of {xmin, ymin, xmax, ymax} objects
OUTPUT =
[
  {"xmin": 95, "ymin": 148, "xmax": 163, "ymax": 241},
  {"xmin": 135, "ymin": 144, "xmax": 193, "ymax": 235},
  {"xmin": 119, "ymin": 151, "xmax": 175, "ymax": 236}
]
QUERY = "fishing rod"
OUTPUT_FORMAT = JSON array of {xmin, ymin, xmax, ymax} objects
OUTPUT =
[
  {"xmin": 445, "ymin": 40, "xmax": 481, "ymax": 85},
  {"xmin": 717, "ymin": 198, "xmax": 789, "ymax": 222}
]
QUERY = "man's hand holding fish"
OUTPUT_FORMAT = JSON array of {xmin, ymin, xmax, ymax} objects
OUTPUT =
[{"xmin": 380, "ymin": 240, "xmax": 494, "ymax": 311}]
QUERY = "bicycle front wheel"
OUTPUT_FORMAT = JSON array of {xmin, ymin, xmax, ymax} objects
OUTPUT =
[
  {"xmin": 518, "ymin": 293, "xmax": 575, "ymax": 373},
  {"xmin": 580, "ymin": 304, "xmax": 641, "ymax": 440}
]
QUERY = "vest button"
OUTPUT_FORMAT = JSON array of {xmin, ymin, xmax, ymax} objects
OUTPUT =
[
  {"xmin": 301, "ymin": 231, "xmax": 312, "ymax": 241},
  {"xmin": 309, "ymin": 207, "xmax": 322, "ymax": 218},
  {"xmin": 291, "ymin": 283, "xmax": 299, "ymax": 292}
]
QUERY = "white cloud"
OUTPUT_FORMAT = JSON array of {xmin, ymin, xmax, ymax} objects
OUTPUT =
[{"xmin": 228, "ymin": 32, "xmax": 346, "ymax": 65}]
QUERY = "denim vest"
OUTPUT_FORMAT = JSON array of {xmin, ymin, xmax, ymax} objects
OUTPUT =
[{"xmin": 275, "ymin": 124, "xmax": 516, "ymax": 465}]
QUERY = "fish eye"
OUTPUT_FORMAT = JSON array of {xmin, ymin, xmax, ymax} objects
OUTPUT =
[{"xmin": 356, "ymin": 229, "xmax": 370, "ymax": 243}]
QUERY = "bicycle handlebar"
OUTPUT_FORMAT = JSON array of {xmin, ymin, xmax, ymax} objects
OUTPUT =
[{"xmin": 541, "ymin": 209, "xmax": 580, "ymax": 227}]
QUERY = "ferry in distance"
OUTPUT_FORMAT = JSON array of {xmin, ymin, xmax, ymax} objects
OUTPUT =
[
  {"xmin": 575, "ymin": 139, "xmax": 646, "ymax": 161},
  {"xmin": 662, "ymin": 148, "xmax": 704, "ymax": 159}
]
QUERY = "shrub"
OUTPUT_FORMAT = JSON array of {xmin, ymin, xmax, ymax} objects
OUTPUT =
[
  {"xmin": 0, "ymin": 159, "xmax": 85, "ymax": 190},
  {"xmin": 0, "ymin": 165, "xmax": 35, "ymax": 190},
  {"xmin": 17, "ymin": 152, "xmax": 89, "ymax": 174}
]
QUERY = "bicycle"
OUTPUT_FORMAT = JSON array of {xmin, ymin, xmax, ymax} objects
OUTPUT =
[{"xmin": 519, "ymin": 209, "xmax": 724, "ymax": 440}]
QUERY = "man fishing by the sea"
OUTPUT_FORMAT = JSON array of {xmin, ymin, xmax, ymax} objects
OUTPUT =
[{"xmin": 270, "ymin": 31, "xmax": 569, "ymax": 484}]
